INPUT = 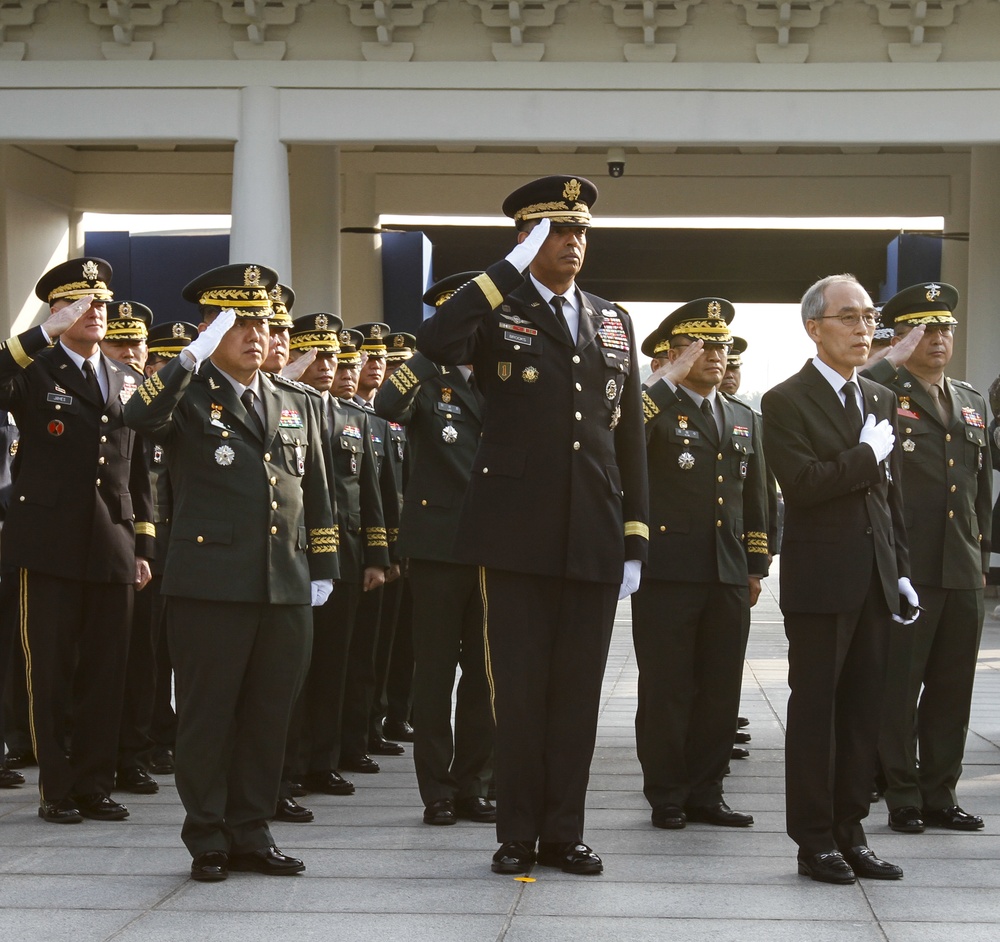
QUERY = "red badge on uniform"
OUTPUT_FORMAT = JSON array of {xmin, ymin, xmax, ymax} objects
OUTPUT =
[{"xmin": 48, "ymin": 419, "xmax": 64, "ymax": 436}]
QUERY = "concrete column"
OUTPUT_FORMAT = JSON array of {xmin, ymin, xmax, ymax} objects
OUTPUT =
[
  {"xmin": 289, "ymin": 145, "xmax": 341, "ymax": 315},
  {"xmin": 965, "ymin": 147, "xmax": 1000, "ymax": 398},
  {"xmin": 339, "ymin": 169, "xmax": 382, "ymax": 326},
  {"xmin": 230, "ymin": 86, "xmax": 291, "ymax": 276},
  {"xmin": 940, "ymin": 163, "xmax": 969, "ymax": 378}
]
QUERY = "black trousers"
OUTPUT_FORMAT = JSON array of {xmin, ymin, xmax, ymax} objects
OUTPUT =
[
  {"xmin": 18, "ymin": 569, "xmax": 132, "ymax": 802},
  {"xmin": 783, "ymin": 573, "xmax": 890, "ymax": 856},
  {"xmin": 342, "ymin": 584, "xmax": 382, "ymax": 760},
  {"xmin": 368, "ymin": 574, "xmax": 404, "ymax": 741},
  {"xmin": 410, "ymin": 559, "xmax": 493, "ymax": 805},
  {"xmin": 384, "ymin": 575, "xmax": 414, "ymax": 727},
  {"xmin": 117, "ymin": 575, "xmax": 157, "ymax": 768},
  {"xmin": 631, "ymin": 579, "xmax": 749, "ymax": 810},
  {"xmin": 167, "ymin": 596, "xmax": 310, "ymax": 857},
  {"xmin": 482, "ymin": 568, "xmax": 617, "ymax": 845}
]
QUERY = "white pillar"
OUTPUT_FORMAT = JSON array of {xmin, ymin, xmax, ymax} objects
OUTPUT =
[
  {"xmin": 230, "ymin": 86, "xmax": 291, "ymax": 277},
  {"xmin": 965, "ymin": 147, "xmax": 1000, "ymax": 398},
  {"xmin": 339, "ymin": 169, "xmax": 382, "ymax": 326},
  {"xmin": 289, "ymin": 144, "xmax": 341, "ymax": 314}
]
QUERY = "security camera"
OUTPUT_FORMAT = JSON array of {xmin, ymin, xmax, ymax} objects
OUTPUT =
[{"xmin": 607, "ymin": 147, "xmax": 625, "ymax": 178}]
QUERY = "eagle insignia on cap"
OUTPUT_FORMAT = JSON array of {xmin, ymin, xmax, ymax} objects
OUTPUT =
[
  {"xmin": 925, "ymin": 283, "xmax": 941, "ymax": 301},
  {"xmin": 244, "ymin": 266, "xmax": 261, "ymax": 286},
  {"xmin": 119, "ymin": 301, "xmax": 132, "ymax": 317},
  {"xmin": 563, "ymin": 178, "xmax": 582, "ymax": 202},
  {"xmin": 707, "ymin": 301, "xmax": 722, "ymax": 317},
  {"xmin": 316, "ymin": 314, "xmax": 329, "ymax": 330},
  {"xmin": 172, "ymin": 322, "xmax": 186, "ymax": 338},
  {"xmin": 82, "ymin": 260, "xmax": 100, "ymax": 281}
]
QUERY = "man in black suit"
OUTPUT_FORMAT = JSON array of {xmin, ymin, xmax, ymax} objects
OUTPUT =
[
  {"xmin": 634, "ymin": 300, "xmax": 768, "ymax": 832},
  {"xmin": 0, "ymin": 257, "xmax": 154, "ymax": 824},
  {"xmin": 761, "ymin": 274, "xmax": 915, "ymax": 885},
  {"xmin": 417, "ymin": 176, "xmax": 649, "ymax": 876},
  {"xmin": 375, "ymin": 273, "xmax": 495, "ymax": 828},
  {"xmin": 124, "ymin": 264, "xmax": 337, "ymax": 882}
]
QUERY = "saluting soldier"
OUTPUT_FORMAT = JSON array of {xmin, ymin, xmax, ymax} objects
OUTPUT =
[
  {"xmin": 634, "ymin": 301, "xmax": 768, "ymax": 831},
  {"xmin": 101, "ymin": 300, "xmax": 151, "ymax": 374},
  {"xmin": 417, "ymin": 175, "xmax": 649, "ymax": 876},
  {"xmin": 864, "ymin": 282, "xmax": 992, "ymax": 834},
  {"xmin": 124, "ymin": 264, "xmax": 336, "ymax": 882},
  {"xmin": 0, "ymin": 257, "xmax": 154, "ymax": 824},
  {"xmin": 375, "ymin": 273, "xmax": 495, "ymax": 827},
  {"xmin": 262, "ymin": 284, "xmax": 294, "ymax": 374}
]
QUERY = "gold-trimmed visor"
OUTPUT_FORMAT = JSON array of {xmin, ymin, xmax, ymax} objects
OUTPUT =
[
  {"xmin": 514, "ymin": 201, "xmax": 592, "ymax": 227},
  {"xmin": 894, "ymin": 309, "xmax": 958, "ymax": 326},
  {"xmin": 48, "ymin": 281, "xmax": 114, "ymax": 303}
]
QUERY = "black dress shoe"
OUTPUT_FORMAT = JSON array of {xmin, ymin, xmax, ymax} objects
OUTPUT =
[
  {"xmin": 685, "ymin": 802, "xmax": 753, "ymax": 827},
  {"xmin": 455, "ymin": 796, "xmax": 496, "ymax": 822},
  {"xmin": 491, "ymin": 841, "xmax": 536, "ymax": 874},
  {"xmin": 423, "ymin": 798, "xmax": 456, "ymax": 825},
  {"xmin": 797, "ymin": 850, "xmax": 856, "ymax": 885},
  {"xmin": 286, "ymin": 780, "xmax": 307, "ymax": 798},
  {"xmin": 888, "ymin": 806, "xmax": 925, "ymax": 833},
  {"xmin": 147, "ymin": 747, "xmax": 175, "ymax": 775},
  {"xmin": 368, "ymin": 736, "xmax": 405, "ymax": 756},
  {"xmin": 734, "ymin": 731, "xmax": 751, "ymax": 744},
  {"xmin": 191, "ymin": 850, "xmax": 229, "ymax": 882},
  {"xmin": 383, "ymin": 720, "xmax": 414, "ymax": 742},
  {"xmin": 75, "ymin": 793, "xmax": 130, "ymax": 821},
  {"xmin": 116, "ymin": 766, "xmax": 159, "ymax": 794},
  {"xmin": 274, "ymin": 797, "xmax": 314, "ymax": 823},
  {"xmin": 229, "ymin": 845, "xmax": 305, "ymax": 875},
  {"xmin": 731, "ymin": 746, "xmax": 750, "ymax": 760},
  {"xmin": 339, "ymin": 754, "xmax": 380, "ymax": 774},
  {"xmin": 651, "ymin": 804, "xmax": 686, "ymax": 829},
  {"xmin": 5, "ymin": 750, "xmax": 36, "ymax": 769},
  {"xmin": 303, "ymin": 770, "xmax": 355, "ymax": 796},
  {"xmin": 537, "ymin": 841, "xmax": 603, "ymax": 875},
  {"xmin": 923, "ymin": 805, "xmax": 984, "ymax": 831},
  {"xmin": 0, "ymin": 766, "xmax": 25, "ymax": 788},
  {"xmin": 737, "ymin": 716, "xmax": 750, "ymax": 728},
  {"xmin": 38, "ymin": 798, "xmax": 83, "ymax": 824},
  {"xmin": 842, "ymin": 845, "xmax": 903, "ymax": 880}
]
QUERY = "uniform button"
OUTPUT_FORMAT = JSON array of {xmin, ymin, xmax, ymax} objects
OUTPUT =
[
  {"xmin": 575, "ymin": 383, "xmax": 582, "ymax": 391},
  {"xmin": 716, "ymin": 520, "xmax": 722, "ymax": 527},
  {"xmin": 222, "ymin": 430, "xmax": 229, "ymax": 438},
  {"xmin": 717, "ymin": 497, "xmax": 724, "ymax": 505},
  {"xmin": 101, "ymin": 415, "xmax": 109, "ymax": 424},
  {"xmin": 197, "ymin": 536, "xmax": 204, "ymax": 543},
  {"xmin": 948, "ymin": 458, "xmax": 954, "ymax": 467},
  {"xmin": 513, "ymin": 344, "xmax": 521, "ymax": 351},
  {"xmin": 717, "ymin": 453, "xmax": 723, "ymax": 461},
  {"xmin": 684, "ymin": 438, "xmax": 690, "ymax": 445},
  {"xmin": 421, "ymin": 499, "xmax": 428, "ymax": 506},
  {"xmin": 96, "ymin": 478, "xmax": 101, "ymax": 486},
  {"xmin": 717, "ymin": 475, "xmax": 724, "ymax": 483},
  {"xmin": 660, "ymin": 525, "xmax": 666, "ymax": 532},
  {"xmin": 18, "ymin": 495, "xmax": 24, "ymax": 502},
  {"xmin": 950, "ymin": 484, "xmax": 957, "ymax": 493},
  {"xmin": 271, "ymin": 501, "xmax": 278, "ymax": 510},
  {"xmin": 100, "ymin": 436, "xmax": 107, "ymax": 443},
  {"xmin": 905, "ymin": 428, "xmax": 912, "ymax": 434},
  {"xmin": 264, "ymin": 452, "xmax": 272, "ymax": 461},
  {"xmin": 270, "ymin": 526, "xmax": 278, "ymax": 535},
  {"xmin": 269, "ymin": 476, "xmax": 277, "ymax": 485},
  {"xmin": 865, "ymin": 526, "xmax": 873, "ymax": 535},
  {"xmin": 482, "ymin": 467, "xmax": 488, "ymax": 474},
  {"xmin": 572, "ymin": 355, "xmax": 581, "ymax": 364},
  {"xmin": 573, "ymin": 441, "xmax": 581, "ymax": 450},
  {"xmin": 575, "ymin": 411, "xmax": 582, "ymax": 420},
  {"xmin": 54, "ymin": 404, "xmax": 61, "ymax": 411},
  {"xmin": 948, "ymin": 510, "xmax": 955, "ymax": 519},
  {"xmin": 945, "ymin": 433, "xmax": 952, "ymax": 442},
  {"xmin": 98, "ymin": 456, "xmax": 106, "ymax": 465}
]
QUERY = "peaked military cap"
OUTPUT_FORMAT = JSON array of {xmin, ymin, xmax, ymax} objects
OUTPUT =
[
  {"xmin": 502, "ymin": 175, "xmax": 599, "ymax": 228},
  {"xmin": 385, "ymin": 332, "xmax": 416, "ymax": 362},
  {"xmin": 641, "ymin": 298, "xmax": 736, "ymax": 358},
  {"xmin": 871, "ymin": 307, "xmax": 893, "ymax": 344},
  {"xmin": 727, "ymin": 336, "xmax": 747, "ymax": 368},
  {"xmin": 147, "ymin": 321, "xmax": 199, "ymax": 358},
  {"xmin": 289, "ymin": 313, "xmax": 344, "ymax": 354},
  {"xmin": 182, "ymin": 263, "xmax": 278, "ymax": 317},
  {"xmin": 105, "ymin": 300, "xmax": 152, "ymax": 341},
  {"xmin": 35, "ymin": 257, "xmax": 114, "ymax": 304},
  {"xmin": 422, "ymin": 271, "xmax": 483, "ymax": 307},
  {"xmin": 880, "ymin": 282, "xmax": 959, "ymax": 328},
  {"xmin": 337, "ymin": 328, "xmax": 364, "ymax": 366},
  {"xmin": 354, "ymin": 322, "xmax": 392, "ymax": 357},
  {"xmin": 268, "ymin": 284, "xmax": 295, "ymax": 329}
]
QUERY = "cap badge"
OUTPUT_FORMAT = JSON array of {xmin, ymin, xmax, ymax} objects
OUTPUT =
[
  {"xmin": 214, "ymin": 444, "xmax": 236, "ymax": 466},
  {"xmin": 119, "ymin": 301, "xmax": 132, "ymax": 317},
  {"xmin": 925, "ymin": 283, "xmax": 941, "ymax": 301},
  {"xmin": 244, "ymin": 266, "xmax": 261, "ymax": 286},
  {"xmin": 393, "ymin": 335, "xmax": 405, "ymax": 348},
  {"xmin": 707, "ymin": 300, "xmax": 722, "ymax": 317},
  {"xmin": 270, "ymin": 286, "xmax": 281, "ymax": 300},
  {"xmin": 563, "ymin": 178, "xmax": 582, "ymax": 202},
  {"xmin": 316, "ymin": 314, "xmax": 329, "ymax": 330},
  {"xmin": 82, "ymin": 260, "xmax": 100, "ymax": 281},
  {"xmin": 340, "ymin": 330, "xmax": 351, "ymax": 344},
  {"xmin": 172, "ymin": 322, "xmax": 186, "ymax": 338},
  {"xmin": 371, "ymin": 324, "xmax": 382, "ymax": 338}
]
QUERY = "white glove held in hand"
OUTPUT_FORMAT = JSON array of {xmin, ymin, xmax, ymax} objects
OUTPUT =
[
  {"xmin": 504, "ymin": 217, "xmax": 551, "ymax": 272},
  {"xmin": 892, "ymin": 576, "xmax": 920, "ymax": 625},
  {"xmin": 182, "ymin": 308, "xmax": 237, "ymax": 371},
  {"xmin": 618, "ymin": 559, "xmax": 642, "ymax": 601},
  {"xmin": 858, "ymin": 413, "xmax": 895, "ymax": 463},
  {"xmin": 311, "ymin": 579, "xmax": 334, "ymax": 607}
]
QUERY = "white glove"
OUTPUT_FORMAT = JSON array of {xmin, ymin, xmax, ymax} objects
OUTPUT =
[
  {"xmin": 504, "ymin": 217, "xmax": 551, "ymax": 272},
  {"xmin": 181, "ymin": 308, "xmax": 237, "ymax": 371},
  {"xmin": 892, "ymin": 576, "xmax": 920, "ymax": 625},
  {"xmin": 310, "ymin": 579, "xmax": 334, "ymax": 607},
  {"xmin": 858, "ymin": 413, "xmax": 895, "ymax": 463},
  {"xmin": 618, "ymin": 559, "xmax": 642, "ymax": 601}
]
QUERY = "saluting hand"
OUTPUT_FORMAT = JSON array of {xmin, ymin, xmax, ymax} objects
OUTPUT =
[
  {"xmin": 505, "ymin": 217, "xmax": 551, "ymax": 272},
  {"xmin": 280, "ymin": 348, "xmax": 316, "ymax": 382},
  {"xmin": 42, "ymin": 295, "xmax": 95, "ymax": 339},
  {"xmin": 182, "ymin": 308, "xmax": 237, "ymax": 371},
  {"xmin": 884, "ymin": 323, "xmax": 925, "ymax": 368},
  {"xmin": 647, "ymin": 339, "xmax": 704, "ymax": 387}
]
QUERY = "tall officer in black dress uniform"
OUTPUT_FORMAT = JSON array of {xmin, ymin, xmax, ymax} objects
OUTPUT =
[
  {"xmin": 124, "ymin": 264, "xmax": 337, "ymax": 882},
  {"xmin": 864, "ymin": 283, "xmax": 992, "ymax": 834},
  {"xmin": 375, "ymin": 273, "xmax": 495, "ymax": 827},
  {"xmin": 417, "ymin": 176, "xmax": 649, "ymax": 876},
  {"xmin": 634, "ymin": 300, "xmax": 768, "ymax": 831},
  {"xmin": 0, "ymin": 257, "xmax": 155, "ymax": 824}
]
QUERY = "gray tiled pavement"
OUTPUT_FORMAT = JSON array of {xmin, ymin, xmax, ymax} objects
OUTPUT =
[{"xmin": 3, "ymin": 567, "xmax": 1000, "ymax": 941}]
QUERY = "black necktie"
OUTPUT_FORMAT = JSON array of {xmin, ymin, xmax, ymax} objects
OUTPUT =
[
  {"xmin": 700, "ymin": 398, "xmax": 719, "ymax": 442},
  {"xmin": 82, "ymin": 360, "xmax": 103, "ymax": 402},
  {"xmin": 241, "ymin": 388, "xmax": 265, "ymax": 439},
  {"xmin": 551, "ymin": 295, "xmax": 572, "ymax": 342},
  {"xmin": 842, "ymin": 382, "xmax": 863, "ymax": 436}
]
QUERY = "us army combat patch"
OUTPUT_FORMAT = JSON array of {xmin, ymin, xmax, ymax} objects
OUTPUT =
[{"xmin": 498, "ymin": 362, "xmax": 511, "ymax": 381}]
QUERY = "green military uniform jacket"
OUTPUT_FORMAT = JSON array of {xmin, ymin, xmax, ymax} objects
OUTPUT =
[
  {"xmin": 641, "ymin": 380, "xmax": 769, "ymax": 584},
  {"xmin": 123, "ymin": 357, "xmax": 336, "ymax": 603},
  {"xmin": 864, "ymin": 360, "xmax": 991, "ymax": 587},
  {"xmin": 374, "ymin": 353, "xmax": 483, "ymax": 564}
]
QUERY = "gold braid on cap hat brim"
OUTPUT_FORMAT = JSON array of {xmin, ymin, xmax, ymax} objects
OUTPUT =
[
  {"xmin": 894, "ymin": 310, "xmax": 958, "ymax": 326},
  {"xmin": 146, "ymin": 344, "xmax": 186, "ymax": 357},
  {"xmin": 104, "ymin": 321, "xmax": 149, "ymax": 341},
  {"xmin": 269, "ymin": 312, "xmax": 293, "ymax": 328},
  {"xmin": 336, "ymin": 350, "xmax": 362, "ymax": 364},
  {"xmin": 48, "ymin": 281, "xmax": 114, "ymax": 303},
  {"xmin": 385, "ymin": 350, "xmax": 414, "ymax": 361},
  {"xmin": 360, "ymin": 342, "xmax": 387, "ymax": 355},
  {"xmin": 653, "ymin": 321, "xmax": 733, "ymax": 355},
  {"xmin": 289, "ymin": 332, "xmax": 341, "ymax": 353},
  {"xmin": 198, "ymin": 287, "xmax": 272, "ymax": 312},
  {"xmin": 515, "ymin": 201, "xmax": 592, "ymax": 225}
]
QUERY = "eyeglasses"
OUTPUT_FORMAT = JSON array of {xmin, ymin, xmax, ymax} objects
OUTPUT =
[{"xmin": 816, "ymin": 313, "xmax": 877, "ymax": 329}]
